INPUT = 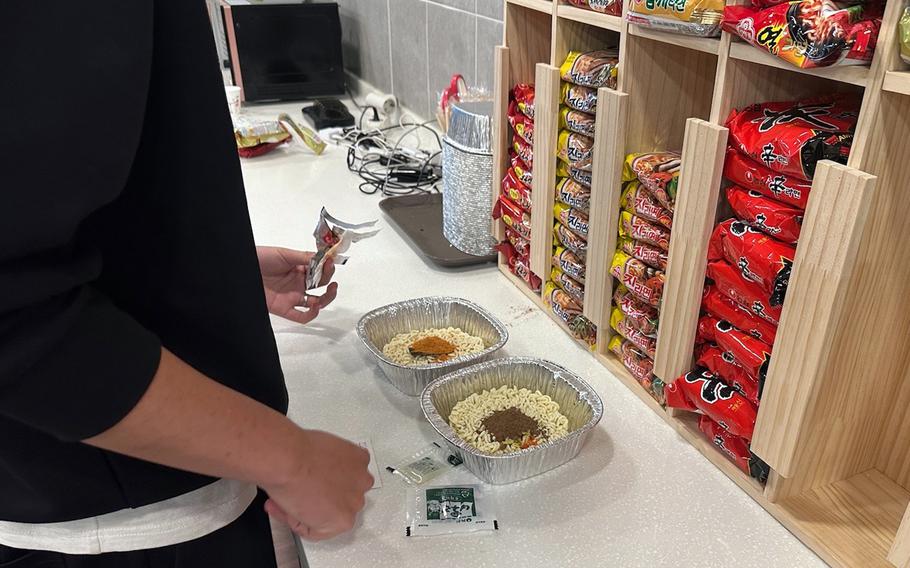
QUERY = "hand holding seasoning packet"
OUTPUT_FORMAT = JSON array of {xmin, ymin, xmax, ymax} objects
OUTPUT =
[{"xmin": 306, "ymin": 207, "xmax": 379, "ymax": 290}]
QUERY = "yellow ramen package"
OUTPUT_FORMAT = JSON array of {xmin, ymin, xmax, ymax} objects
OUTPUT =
[{"xmin": 626, "ymin": 0, "xmax": 724, "ymax": 37}]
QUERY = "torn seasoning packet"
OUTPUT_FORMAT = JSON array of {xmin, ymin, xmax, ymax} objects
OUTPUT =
[
  {"xmin": 388, "ymin": 442, "xmax": 463, "ymax": 486},
  {"xmin": 307, "ymin": 207, "xmax": 378, "ymax": 290}
]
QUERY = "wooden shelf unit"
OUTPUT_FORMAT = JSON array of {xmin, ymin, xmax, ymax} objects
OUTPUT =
[{"xmin": 492, "ymin": 1, "xmax": 910, "ymax": 566}]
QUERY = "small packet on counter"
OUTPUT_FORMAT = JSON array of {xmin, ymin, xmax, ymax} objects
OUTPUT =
[
  {"xmin": 554, "ymin": 221, "xmax": 588, "ymax": 257},
  {"xmin": 562, "ymin": 82, "xmax": 598, "ymax": 114},
  {"xmin": 406, "ymin": 485, "xmax": 499, "ymax": 537},
  {"xmin": 557, "ymin": 130, "xmax": 595, "ymax": 171},
  {"xmin": 387, "ymin": 442, "xmax": 462, "ymax": 486},
  {"xmin": 621, "ymin": 181, "xmax": 673, "ymax": 230},
  {"xmin": 307, "ymin": 207, "xmax": 379, "ymax": 290},
  {"xmin": 553, "ymin": 246, "xmax": 586, "ymax": 284},
  {"xmin": 557, "ymin": 161, "xmax": 593, "ymax": 188},
  {"xmin": 551, "ymin": 266, "xmax": 585, "ymax": 305},
  {"xmin": 620, "ymin": 211, "xmax": 671, "ymax": 252},
  {"xmin": 502, "ymin": 169, "xmax": 532, "ymax": 212},
  {"xmin": 559, "ymin": 106, "xmax": 597, "ymax": 138},
  {"xmin": 554, "ymin": 202, "xmax": 589, "ymax": 238},
  {"xmin": 511, "ymin": 153, "xmax": 533, "ymax": 186},
  {"xmin": 556, "ymin": 177, "xmax": 591, "ymax": 212},
  {"xmin": 234, "ymin": 119, "xmax": 292, "ymax": 158},
  {"xmin": 618, "ymin": 236, "xmax": 668, "ymax": 271},
  {"xmin": 513, "ymin": 135, "xmax": 534, "ymax": 168},
  {"xmin": 512, "ymin": 83, "xmax": 536, "ymax": 119},
  {"xmin": 559, "ymin": 50, "xmax": 620, "ymax": 89}
]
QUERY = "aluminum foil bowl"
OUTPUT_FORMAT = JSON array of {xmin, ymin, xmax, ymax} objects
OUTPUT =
[
  {"xmin": 357, "ymin": 297, "xmax": 509, "ymax": 396},
  {"xmin": 421, "ymin": 357, "xmax": 604, "ymax": 484}
]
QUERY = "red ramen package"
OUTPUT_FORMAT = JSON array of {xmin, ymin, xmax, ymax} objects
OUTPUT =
[
  {"xmin": 559, "ymin": 106, "xmax": 597, "ymax": 138},
  {"xmin": 552, "ymin": 266, "xmax": 585, "ymax": 304},
  {"xmin": 696, "ymin": 344, "xmax": 761, "ymax": 406},
  {"xmin": 697, "ymin": 316, "xmax": 772, "ymax": 384},
  {"xmin": 557, "ymin": 161, "xmax": 593, "ymax": 188},
  {"xmin": 513, "ymin": 135, "xmax": 534, "ymax": 168},
  {"xmin": 556, "ymin": 177, "xmax": 592, "ymax": 212},
  {"xmin": 724, "ymin": 147, "xmax": 812, "ymax": 209},
  {"xmin": 698, "ymin": 415, "xmax": 769, "ymax": 482},
  {"xmin": 620, "ymin": 211, "xmax": 671, "ymax": 252},
  {"xmin": 623, "ymin": 152, "xmax": 681, "ymax": 211},
  {"xmin": 567, "ymin": 0, "xmax": 623, "ymax": 16},
  {"xmin": 702, "ymin": 285, "xmax": 778, "ymax": 345},
  {"xmin": 562, "ymin": 82, "xmax": 598, "ymax": 114},
  {"xmin": 613, "ymin": 284, "xmax": 660, "ymax": 337},
  {"xmin": 511, "ymin": 153, "xmax": 534, "ymax": 187},
  {"xmin": 512, "ymin": 83, "xmax": 535, "ymax": 119},
  {"xmin": 545, "ymin": 282, "xmax": 598, "ymax": 346},
  {"xmin": 664, "ymin": 368, "xmax": 758, "ymax": 440},
  {"xmin": 722, "ymin": 0, "xmax": 881, "ymax": 70},
  {"xmin": 707, "ymin": 260, "xmax": 782, "ymax": 325},
  {"xmin": 307, "ymin": 207, "xmax": 379, "ymax": 289},
  {"xmin": 507, "ymin": 100, "xmax": 535, "ymax": 145},
  {"xmin": 496, "ymin": 242, "xmax": 542, "ymax": 292},
  {"xmin": 708, "ymin": 219, "xmax": 796, "ymax": 306},
  {"xmin": 554, "ymin": 222, "xmax": 588, "ymax": 257},
  {"xmin": 611, "ymin": 308, "xmax": 657, "ymax": 359},
  {"xmin": 627, "ymin": 0, "xmax": 725, "ymax": 37},
  {"xmin": 725, "ymin": 95, "xmax": 860, "ymax": 181},
  {"xmin": 553, "ymin": 246, "xmax": 586, "ymax": 283},
  {"xmin": 493, "ymin": 195, "xmax": 532, "ymax": 240},
  {"xmin": 559, "ymin": 50, "xmax": 620, "ymax": 89},
  {"xmin": 557, "ymin": 130, "xmax": 595, "ymax": 171},
  {"xmin": 609, "ymin": 336, "xmax": 656, "ymax": 389},
  {"xmin": 505, "ymin": 227, "xmax": 531, "ymax": 258},
  {"xmin": 621, "ymin": 181, "xmax": 674, "ymax": 230},
  {"xmin": 501, "ymin": 169, "xmax": 532, "ymax": 212},
  {"xmin": 727, "ymin": 186, "xmax": 803, "ymax": 243},
  {"xmin": 610, "ymin": 250, "xmax": 665, "ymax": 307},
  {"xmin": 554, "ymin": 202, "xmax": 590, "ymax": 239},
  {"xmin": 618, "ymin": 236, "xmax": 668, "ymax": 271}
]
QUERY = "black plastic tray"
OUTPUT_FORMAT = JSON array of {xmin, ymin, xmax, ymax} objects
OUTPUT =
[{"xmin": 379, "ymin": 193, "xmax": 497, "ymax": 268}]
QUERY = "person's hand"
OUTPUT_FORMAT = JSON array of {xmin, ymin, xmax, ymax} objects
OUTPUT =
[
  {"xmin": 257, "ymin": 246, "xmax": 338, "ymax": 324},
  {"xmin": 262, "ymin": 430, "xmax": 373, "ymax": 541}
]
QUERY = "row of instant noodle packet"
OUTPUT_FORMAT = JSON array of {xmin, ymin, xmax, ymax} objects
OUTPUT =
[
  {"xmin": 625, "ymin": 0, "xmax": 882, "ymax": 71},
  {"xmin": 664, "ymin": 94, "xmax": 860, "ymax": 483},
  {"xmin": 544, "ymin": 50, "xmax": 620, "ymax": 348},
  {"xmin": 607, "ymin": 152, "xmax": 679, "ymax": 402},
  {"xmin": 494, "ymin": 84, "xmax": 541, "ymax": 293}
]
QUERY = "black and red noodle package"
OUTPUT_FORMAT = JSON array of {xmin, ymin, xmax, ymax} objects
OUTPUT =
[
  {"xmin": 724, "ymin": 147, "xmax": 812, "ymax": 209},
  {"xmin": 696, "ymin": 343, "xmax": 761, "ymax": 406},
  {"xmin": 614, "ymin": 284, "xmax": 660, "ymax": 337},
  {"xmin": 697, "ymin": 315, "xmax": 772, "ymax": 385},
  {"xmin": 611, "ymin": 250, "xmax": 664, "ymax": 307},
  {"xmin": 708, "ymin": 219, "xmax": 796, "ymax": 307},
  {"xmin": 707, "ymin": 260, "xmax": 782, "ymax": 325},
  {"xmin": 664, "ymin": 367, "xmax": 758, "ymax": 440},
  {"xmin": 493, "ymin": 195, "xmax": 532, "ymax": 240},
  {"xmin": 508, "ymin": 100, "xmax": 535, "ymax": 146},
  {"xmin": 725, "ymin": 95, "xmax": 860, "ymax": 181},
  {"xmin": 726, "ymin": 186, "xmax": 803, "ymax": 244},
  {"xmin": 722, "ymin": 0, "xmax": 881, "ymax": 70},
  {"xmin": 702, "ymin": 285, "xmax": 778, "ymax": 345},
  {"xmin": 698, "ymin": 415, "xmax": 769, "ymax": 482},
  {"xmin": 501, "ymin": 169, "xmax": 532, "ymax": 212},
  {"xmin": 512, "ymin": 83, "xmax": 535, "ymax": 119},
  {"xmin": 496, "ymin": 242, "xmax": 542, "ymax": 292}
]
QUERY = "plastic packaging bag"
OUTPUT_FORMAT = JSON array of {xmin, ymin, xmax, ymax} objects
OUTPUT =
[
  {"xmin": 553, "ymin": 246, "xmax": 586, "ymax": 283},
  {"xmin": 406, "ymin": 485, "xmax": 499, "ymax": 537},
  {"xmin": 557, "ymin": 130, "xmax": 595, "ymax": 170},
  {"xmin": 387, "ymin": 442, "xmax": 462, "ymax": 486},
  {"xmin": 559, "ymin": 50, "xmax": 620, "ymax": 88},
  {"xmin": 307, "ymin": 208, "xmax": 379, "ymax": 289},
  {"xmin": 561, "ymin": 82, "xmax": 598, "ymax": 114},
  {"xmin": 627, "ymin": 0, "xmax": 725, "ymax": 37}
]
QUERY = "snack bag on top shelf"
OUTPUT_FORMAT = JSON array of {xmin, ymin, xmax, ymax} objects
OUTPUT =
[
  {"xmin": 608, "ymin": 336, "xmax": 656, "ymax": 391},
  {"xmin": 553, "ymin": 246, "xmax": 587, "ymax": 284},
  {"xmin": 708, "ymin": 219, "xmax": 796, "ymax": 307},
  {"xmin": 501, "ymin": 169, "xmax": 532, "ymax": 212},
  {"xmin": 697, "ymin": 316, "xmax": 772, "ymax": 385},
  {"xmin": 664, "ymin": 368, "xmax": 758, "ymax": 440},
  {"xmin": 623, "ymin": 152, "xmax": 681, "ymax": 211},
  {"xmin": 706, "ymin": 260, "xmax": 782, "ymax": 325},
  {"xmin": 726, "ymin": 186, "xmax": 803, "ymax": 244},
  {"xmin": 562, "ymin": 83, "xmax": 599, "ymax": 114},
  {"xmin": 556, "ymin": 177, "xmax": 592, "ymax": 212},
  {"xmin": 722, "ymin": 0, "xmax": 881, "ymax": 70},
  {"xmin": 724, "ymin": 147, "xmax": 812, "ymax": 209},
  {"xmin": 493, "ymin": 195, "xmax": 532, "ymax": 240},
  {"xmin": 610, "ymin": 250, "xmax": 665, "ymax": 307},
  {"xmin": 507, "ymin": 100, "xmax": 535, "ymax": 145},
  {"xmin": 567, "ymin": 0, "xmax": 623, "ymax": 16},
  {"xmin": 698, "ymin": 415, "xmax": 770, "ymax": 482},
  {"xmin": 725, "ymin": 95, "xmax": 860, "ymax": 181},
  {"xmin": 551, "ymin": 266, "xmax": 585, "ymax": 305},
  {"xmin": 621, "ymin": 181, "xmax": 674, "ymax": 230},
  {"xmin": 559, "ymin": 50, "xmax": 620, "ymax": 89},
  {"xmin": 620, "ymin": 211, "xmax": 671, "ymax": 252},
  {"xmin": 496, "ymin": 242, "xmax": 542, "ymax": 292},
  {"xmin": 611, "ymin": 307, "xmax": 657, "ymax": 359},
  {"xmin": 696, "ymin": 344, "xmax": 761, "ymax": 406},
  {"xmin": 618, "ymin": 236, "xmax": 668, "ymax": 271},
  {"xmin": 613, "ymin": 284, "xmax": 660, "ymax": 337},
  {"xmin": 557, "ymin": 161, "xmax": 593, "ymax": 188},
  {"xmin": 554, "ymin": 202, "xmax": 590, "ymax": 239},
  {"xmin": 544, "ymin": 282, "xmax": 598, "ymax": 346},
  {"xmin": 559, "ymin": 106, "xmax": 597, "ymax": 138},
  {"xmin": 557, "ymin": 130, "xmax": 595, "ymax": 171},
  {"xmin": 702, "ymin": 285, "xmax": 778, "ymax": 345},
  {"xmin": 511, "ymin": 153, "xmax": 533, "ymax": 186},
  {"xmin": 626, "ymin": 0, "xmax": 725, "ymax": 37},
  {"xmin": 512, "ymin": 83, "xmax": 536, "ymax": 119},
  {"xmin": 554, "ymin": 222, "xmax": 588, "ymax": 257},
  {"xmin": 513, "ymin": 135, "xmax": 534, "ymax": 168}
]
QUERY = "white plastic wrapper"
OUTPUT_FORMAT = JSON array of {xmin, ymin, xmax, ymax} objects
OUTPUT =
[
  {"xmin": 386, "ymin": 442, "xmax": 462, "ymax": 486},
  {"xmin": 405, "ymin": 485, "xmax": 499, "ymax": 537},
  {"xmin": 306, "ymin": 207, "xmax": 379, "ymax": 289}
]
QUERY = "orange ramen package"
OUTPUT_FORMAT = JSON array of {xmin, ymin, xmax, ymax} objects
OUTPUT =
[
  {"xmin": 620, "ymin": 181, "xmax": 674, "ymax": 229},
  {"xmin": 511, "ymin": 153, "xmax": 533, "ymax": 187},
  {"xmin": 611, "ymin": 307, "xmax": 657, "ymax": 359},
  {"xmin": 613, "ymin": 284, "xmax": 660, "ymax": 337},
  {"xmin": 501, "ymin": 169, "xmax": 532, "ymax": 212},
  {"xmin": 618, "ymin": 236, "xmax": 668, "ymax": 271},
  {"xmin": 620, "ymin": 211, "xmax": 671, "ymax": 252},
  {"xmin": 608, "ymin": 336, "xmax": 656, "ymax": 390},
  {"xmin": 559, "ymin": 106, "xmax": 597, "ymax": 138},
  {"xmin": 610, "ymin": 250, "xmax": 665, "ymax": 307},
  {"xmin": 554, "ymin": 222, "xmax": 588, "ymax": 257},
  {"xmin": 559, "ymin": 50, "xmax": 620, "ymax": 89},
  {"xmin": 544, "ymin": 282, "xmax": 597, "ymax": 346},
  {"xmin": 513, "ymin": 135, "xmax": 534, "ymax": 168},
  {"xmin": 561, "ymin": 82, "xmax": 598, "ymax": 114},
  {"xmin": 553, "ymin": 246, "xmax": 586, "ymax": 283},
  {"xmin": 627, "ymin": 0, "xmax": 725, "ymax": 37},
  {"xmin": 557, "ymin": 130, "xmax": 595, "ymax": 171},
  {"xmin": 556, "ymin": 177, "xmax": 592, "ymax": 212}
]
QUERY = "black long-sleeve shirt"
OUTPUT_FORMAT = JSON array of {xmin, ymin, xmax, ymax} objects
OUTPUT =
[{"xmin": 0, "ymin": 1, "xmax": 288, "ymax": 522}]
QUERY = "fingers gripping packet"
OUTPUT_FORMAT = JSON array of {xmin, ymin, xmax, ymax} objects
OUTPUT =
[
  {"xmin": 726, "ymin": 186, "xmax": 803, "ymax": 243},
  {"xmin": 664, "ymin": 368, "xmax": 758, "ymax": 441},
  {"xmin": 611, "ymin": 308, "xmax": 657, "ymax": 358},
  {"xmin": 511, "ymin": 153, "xmax": 533, "ymax": 187},
  {"xmin": 621, "ymin": 181, "xmax": 674, "ymax": 229},
  {"xmin": 725, "ymin": 95, "xmax": 860, "ymax": 181},
  {"xmin": 697, "ymin": 315, "xmax": 772, "ymax": 384},
  {"xmin": 507, "ymin": 100, "xmax": 535, "ymax": 145},
  {"xmin": 513, "ymin": 135, "xmax": 534, "ymax": 168},
  {"xmin": 698, "ymin": 415, "xmax": 770, "ymax": 482},
  {"xmin": 620, "ymin": 211, "xmax": 671, "ymax": 252},
  {"xmin": 613, "ymin": 284, "xmax": 660, "ymax": 336},
  {"xmin": 307, "ymin": 207, "xmax": 379, "ymax": 289},
  {"xmin": 618, "ymin": 236, "xmax": 668, "ymax": 271},
  {"xmin": 561, "ymin": 83, "xmax": 598, "ymax": 114},
  {"xmin": 406, "ymin": 485, "xmax": 499, "ymax": 537},
  {"xmin": 696, "ymin": 343, "xmax": 761, "ymax": 406},
  {"xmin": 557, "ymin": 130, "xmax": 595, "ymax": 171},
  {"xmin": 608, "ymin": 336, "xmax": 656, "ymax": 391},
  {"xmin": 627, "ymin": 0, "xmax": 725, "ymax": 37},
  {"xmin": 707, "ymin": 260, "xmax": 782, "ymax": 325},
  {"xmin": 559, "ymin": 50, "xmax": 620, "ymax": 89},
  {"xmin": 554, "ymin": 222, "xmax": 588, "ymax": 257},
  {"xmin": 502, "ymin": 169, "xmax": 532, "ymax": 212},
  {"xmin": 388, "ymin": 442, "xmax": 463, "ymax": 486},
  {"xmin": 623, "ymin": 152, "xmax": 681, "ymax": 211},
  {"xmin": 554, "ymin": 202, "xmax": 590, "ymax": 238},
  {"xmin": 494, "ymin": 196, "xmax": 532, "ymax": 240},
  {"xmin": 724, "ymin": 147, "xmax": 812, "ymax": 209},
  {"xmin": 556, "ymin": 177, "xmax": 592, "ymax": 212},
  {"xmin": 708, "ymin": 219, "xmax": 796, "ymax": 306},
  {"xmin": 559, "ymin": 106, "xmax": 597, "ymax": 138},
  {"xmin": 551, "ymin": 266, "xmax": 585, "ymax": 305},
  {"xmin": 553, "ymin": 246, "xmax": 586, "ymax": 283},
  {"xmin": 497, "ymin": 242, "xmax": 542, "ymax": 292},
  {"xmin": 512, "ymin": 83, "xmax": 535, "ymax": 119},
  {"xmin": 557, "ymin": 161, "xmax": 593, "ymax": 188},
  {"xmin": 702, "ymin": 285, "xmax": 778, "ymax": 344},
  {"xmin": 610, "ymin": 250, "xmax": 665, "ymax": 307},
  {"xmin": 506, "ymin": 227, "xmax": 532, "ymax": 258}
]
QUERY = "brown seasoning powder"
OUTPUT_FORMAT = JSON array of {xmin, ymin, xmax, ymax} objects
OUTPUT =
[{"xmin": 481, "ymin": 407, "xmax": 542, "ymax": 442}]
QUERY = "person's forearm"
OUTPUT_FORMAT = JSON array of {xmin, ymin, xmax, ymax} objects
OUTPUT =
[{"xmin": 86, "ymin": 348, "xmax": 305, "ymax": 489}]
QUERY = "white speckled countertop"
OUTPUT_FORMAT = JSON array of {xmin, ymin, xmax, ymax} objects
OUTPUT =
[{"xmin": 240, "ymin": 102, "xmax": 826, "ymax": 568}]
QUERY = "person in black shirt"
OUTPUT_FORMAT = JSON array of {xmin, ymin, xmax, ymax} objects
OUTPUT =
[{"xmin": 0, "ymin": 1, "xmax": 372, "ymax": 566}]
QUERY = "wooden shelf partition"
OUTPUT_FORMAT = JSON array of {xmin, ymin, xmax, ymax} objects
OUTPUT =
[{"xmin": 491, "ymin": 4, "xmax": 910, "ymax": 566}]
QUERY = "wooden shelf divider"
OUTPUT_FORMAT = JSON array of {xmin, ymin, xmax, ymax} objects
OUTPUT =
[
  {"xmin": 529, "ymin": 64, "xmax": 562, "ymax": 278},
  {"xmin": 727, "ymin": 41, "xmax": 870, "ymax": 87},
  {"xmin": 556, "ymin": 3, "xmax": 622, "ymax": 32},
  {"xmin": 505, "ymin": 0, "xmax": 554, "ymax": 15}
]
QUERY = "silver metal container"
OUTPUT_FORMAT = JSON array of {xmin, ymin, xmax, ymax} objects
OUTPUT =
[
  {"xmin": 356, "ymin": 297, "xmax": 509, "ymax": 396},
  {"xmin": 421, "ymin": 357, "xmax": 604, "ymax": 484}
]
